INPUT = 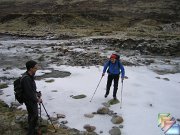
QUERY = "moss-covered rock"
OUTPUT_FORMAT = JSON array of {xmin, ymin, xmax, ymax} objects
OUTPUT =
[
  {"xmin": 45, "ymin": 79, "xmax": 55, "ymax": 83},
  {"xmin": 72, "ymin": 94, "xmax": 87, "ymax": 99},
  {"xmin": 0, "ymin": 83, "xmax": 8, "ymax": 89},
  {"xmin": 108, "ymin": 99, "xmax": 120, "ymax": 105}
]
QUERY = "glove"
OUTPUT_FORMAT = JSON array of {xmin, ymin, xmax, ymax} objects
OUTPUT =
[
  {"xmin": 121, "ymin": 77, "xmax": 124, "ymax": 83},
  {"xmin": 38, "ymin": 98, "xmax": 42, "ymax": 103}
]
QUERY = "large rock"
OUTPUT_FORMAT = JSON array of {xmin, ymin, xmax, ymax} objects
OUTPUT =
[
  {"xmin": 97, "ymin": 107, "xmax": 109, "ymax": 114},
  {"xmin": 83, "ymin": 124, "xmax": 96, "ymax": 132},
  {"xmin": 72, "ymin": 94, "xmax": 87, "ymax": 99},
  {"xmin": 111, "ymin": 116, "xmax": 124, "ymax": 124},
  {"xmin": 84, "ymin": 113, "xmax": 94, "ymax": 118},
  {"xmin": 108, "ymin": 99, "xmax": 120, "ymax": 105},
  {"xmin": 109, "ymin": 127, "xmax": 121, "ymax": 135}
]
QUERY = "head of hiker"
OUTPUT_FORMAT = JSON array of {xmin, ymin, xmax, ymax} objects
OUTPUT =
[
  {"xmin": 26, "ymin": 60, "xmax": 38, "ymax": 76},
  {"xmin": 110, "ymin": 54, "xmax": 116, "ymax": 63}
]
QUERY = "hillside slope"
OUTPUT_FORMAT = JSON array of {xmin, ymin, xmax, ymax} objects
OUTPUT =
[{"xmin": 0, "ymin": 0, "xmax": 179, "ymax": 39}]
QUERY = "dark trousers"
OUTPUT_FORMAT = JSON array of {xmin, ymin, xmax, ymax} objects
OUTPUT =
[
  {"xmin": 106, "ymin": 74, "xmax": 119, "ymax": 98},
  {"xmin": 25, "ymin": 101, "xmax": 38, "ymax": 135}
]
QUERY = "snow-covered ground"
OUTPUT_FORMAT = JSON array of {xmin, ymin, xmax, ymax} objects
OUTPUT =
[{"xmin": 0, "ymin": 65, "xmax": 180, "ymax": 135}]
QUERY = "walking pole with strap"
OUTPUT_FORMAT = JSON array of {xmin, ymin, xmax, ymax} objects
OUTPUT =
[
  {"xmin": 90, "ymin": 76, "xmax": 103, "ymax": 102},
  {"xmin": 41, "ymin": 102, "xmax": 56, "ymax": 132},
  {"xmin": 120, "ymin": 80, "xmax": 124, "ymax": 109}
]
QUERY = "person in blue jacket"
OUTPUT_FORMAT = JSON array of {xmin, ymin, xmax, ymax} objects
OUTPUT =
[{"xmin": 102, "ymin": 54, "xmax": 125, "ymax": 100}]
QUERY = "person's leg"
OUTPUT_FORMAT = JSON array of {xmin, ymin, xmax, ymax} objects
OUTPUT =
[
  {"xmin": 105, "ymin": 75, "xmax": 113, "ymax": 97},
  {"xmin": 25, "ymin": 102, "xmax": 38, "ymax": 135},
  {"xmin": 113, "ymin": 75, "xmax": 120, "ymax": 99}
]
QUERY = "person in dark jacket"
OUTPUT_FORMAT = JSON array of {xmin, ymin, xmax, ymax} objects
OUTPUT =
[
  {"xmin": 21, "ymin": 60, "xmax": 42, "ymax": 135},
  {"xmin": 102, "ymin": 54, "xmax": 125, "ymax": 100}
]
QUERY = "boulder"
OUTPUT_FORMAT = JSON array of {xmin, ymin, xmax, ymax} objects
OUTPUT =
[
  {"xmin": 45, "ymin": 79, "xmax": 55, "ymax": 83},
  {"xmin": 83, "ymin": 124, "xmax": 96, "ymax": 132},
  {"xmin": 97, "ymin": 107, "xmax": 109, "ymax": 114},
  {"xmin": 108, "ymin": 99, "xmax": 120, "ymax": 105},
  {"xmin": 84, "ymin": 113, "xmax": 94, "ymax": 118},
  {"xmin": 72, "ymin": 94, "xmax": 87, "ymax": 99},
  {"xmin": 111, "ymin": 116, "xmax": 124, "ymax": 124},
  {"xmin": 109, "ymin": 127, "xmax": 121, "ymax": 135}
]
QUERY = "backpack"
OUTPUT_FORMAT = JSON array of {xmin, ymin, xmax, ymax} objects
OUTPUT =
[{"xmin": 13, "ymin": 75, "xmax": 28, "ymax": 104}]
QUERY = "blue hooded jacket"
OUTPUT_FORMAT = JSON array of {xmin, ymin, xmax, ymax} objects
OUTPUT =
[{"xmin": 103, "ymin": 60, "xmax": 125, "ymax": 78}]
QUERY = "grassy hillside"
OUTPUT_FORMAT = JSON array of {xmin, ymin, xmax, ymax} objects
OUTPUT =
[{"xmin": 0, "ymin": 0, "xmax": 179, "ymax": 38}]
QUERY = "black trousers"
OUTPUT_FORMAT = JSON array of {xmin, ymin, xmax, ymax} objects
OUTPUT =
[
  {"xmin": 25, "ymin": 101, "xmax": 38, "ymax": 135},
  {"xmin": 106, "ymin": 74, "xmax": 120, "ymax": 98}
]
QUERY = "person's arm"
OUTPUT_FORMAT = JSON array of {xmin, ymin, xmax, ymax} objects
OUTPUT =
[
  {"xmin": 119, "ymin": 62, "xmax": 125, "ymax": 78},
  {"xmin": 102, "ymin": 61, "xmax": 109, "ymax": 76},
  {"xmin": 22, "ymin": 77, "xmax": 38, "ymax": 103}
]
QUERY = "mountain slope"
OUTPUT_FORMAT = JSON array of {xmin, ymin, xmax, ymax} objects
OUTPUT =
[{"xmin": 0, "ymin": 0, "xmax": 179, "ymax": 38}]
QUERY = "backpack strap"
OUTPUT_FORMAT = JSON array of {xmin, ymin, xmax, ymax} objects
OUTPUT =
[
  {"xmin": 20, "ymin": 75, "xmax": 29, "ymax": 84},
  {"xmin": 108, "ymin": 60, "xmax": 110, "ymax": 66},
  {"xmin": 117, "ymin": 60, "xmax": 121, "ymax": 69},
  {"xmin": 109, "ymin": 60, "xmax": 121, "ymax": 69}
]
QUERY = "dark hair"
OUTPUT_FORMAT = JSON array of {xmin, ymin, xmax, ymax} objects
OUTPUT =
[{"xmin": 26, "ymin": 60, "xmax": 37, "ymax": 71}]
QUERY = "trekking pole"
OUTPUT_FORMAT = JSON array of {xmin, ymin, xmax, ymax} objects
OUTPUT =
[
  {"xmin": 37, "ymin": 103, "xmax": 42, "ymax": 135},
  {"xmin": 41, "ymin": 102, "xmax": 56, "ymax": 132},
  {"xmin": 120, "ymin": 80, "xmax": 124, "ymax": 109},
  {"xmin": 39, "ymin": 103, "xmax": 42, "ymax": 122},
  {"xmin": 90, "ymin": 76, "xmax": 103, "ymax": 102}
]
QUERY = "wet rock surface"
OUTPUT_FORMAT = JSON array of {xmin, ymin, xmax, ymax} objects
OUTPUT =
[
  {"xmin": 0, "ymin": 36, "xmax": 179, "ymax": 83},
  {"xmin": 36, "ymin": 70, "xmax": 71, "ymax": 80}
]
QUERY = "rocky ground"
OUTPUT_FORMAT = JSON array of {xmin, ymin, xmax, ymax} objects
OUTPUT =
[
  {"xmin": 0, "ymin": 35, "xmax": 179, "ymax": 135},
  {"xmin": 0, "ymin": 99, "xmax": 101, "ymax": 135}
]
